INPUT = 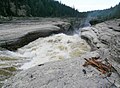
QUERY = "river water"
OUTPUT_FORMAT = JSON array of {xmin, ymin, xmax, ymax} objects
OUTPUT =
[{"xmin": 0, "ymin": 32, "xmax": 90, "ymax": 86}]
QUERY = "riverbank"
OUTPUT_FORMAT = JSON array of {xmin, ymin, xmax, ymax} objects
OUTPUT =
[
  {"xmin": 0, "ymin": 17, "xmax": 88, "ymax": 87},
  {"xmin": 2, "ymin": 19, "xmax": 120, "ymax": 88},
  {"xmin": 0, "ymin": 17, "xmax": 75, "ymax": 50}
]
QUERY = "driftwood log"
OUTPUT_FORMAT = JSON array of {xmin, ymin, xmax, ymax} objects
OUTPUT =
[{"xmin": 83, "ymin": 57, "xmax": 112, "ymax": 75}]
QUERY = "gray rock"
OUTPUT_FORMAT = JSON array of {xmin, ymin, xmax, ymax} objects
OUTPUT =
[
  {"xmin": 3, "ymin": 51, "xmax": 119, "ymax": 88},
  {"xmin": 109, "ymin": 35, "xmax": 120, "ymax": 63},
  {"xmin": 81, "ymin": 19, "xmax": 120, "ymax": 87},
  {"xmin": 0, "ymin": 18, "xmax": 71, "ymax": 50},
  {"xmin": 81, "ymin": 27, "xmax": 104, "ymax": 50},
  {"xmin": 2, "ymin": 19, "xmax": 120, "ymax": 88},
  {"xmin": 81, "ymin": 19, "xmax": 120, "ymax": 49}
]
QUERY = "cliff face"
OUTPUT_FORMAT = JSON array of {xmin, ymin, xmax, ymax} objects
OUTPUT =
[{"xmin": 3, "ymin": 19, "xmax": 120, "ymax": 88}]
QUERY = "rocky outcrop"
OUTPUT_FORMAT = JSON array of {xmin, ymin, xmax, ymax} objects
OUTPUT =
[
  {"xmin": 109, "ymin": 35, "xmax": 120, "ymax": 63},
  {"xmin": 3, "ymin": 51, "xmax": 120, "ymax": 88},
  {"xmin": 2, "ymin": 19, "xmax": 120, "ymax": 88},
  {"xmin": 81, "ymin": 19, "xmax": 120, "ymax": 86},
  {"xmin": 81, "ymin": 27, "xmax": 101, "ymax": 50},
  {"xmin": 0, "ymin": 18, "xmax": 71, "ymax": 50},
  {"xmin": 81, "ymin": 19, "xmax": 120, "ymax": 62},
  {"xmin": 81, "ymin": 19, "xmax": 120, "ymax": 50}
]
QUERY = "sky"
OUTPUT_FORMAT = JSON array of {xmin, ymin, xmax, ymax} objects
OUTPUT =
[{"xmin": 57, "ymin": 0, "xmax": 120, "ymax": 12}]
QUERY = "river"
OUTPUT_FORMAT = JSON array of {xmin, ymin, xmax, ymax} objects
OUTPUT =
[{"xmin": 0, "ymin": 30, "xmax": 91, "ymax": 87}]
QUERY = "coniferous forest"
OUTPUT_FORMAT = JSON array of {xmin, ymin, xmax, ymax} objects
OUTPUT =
[
  {"xmin": 88, "ymin": 3, "xmax": 120, "ymax": 25},
  {"xmin": 0, "ymin": 0, "xmax": 80, "ymax": 17},
  {"xmin": 0, "ymin": 0, "xmax": 120, "ymax": 22}
]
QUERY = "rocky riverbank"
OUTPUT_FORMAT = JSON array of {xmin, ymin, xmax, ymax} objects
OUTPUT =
[
  {"xmin": 0, "ymin": 17, "xmax": 86, "ymax": 88},
  {"xmin": 2, "ymin": 19, "xmax": 120, "ymax": 88},
  {"xmin": 0, "ymin": 18, "xmax": 77, "ymax": 50}
]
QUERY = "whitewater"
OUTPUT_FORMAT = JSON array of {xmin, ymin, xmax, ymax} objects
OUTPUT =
[{"xmin": 0, "ymin": 33, "xmax": 90, "ymax": 70}]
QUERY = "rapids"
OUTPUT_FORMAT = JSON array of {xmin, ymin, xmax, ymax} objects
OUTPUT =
[{"xmin": 0, "ymin": 33, "xmax": 91, "ymax": 70}]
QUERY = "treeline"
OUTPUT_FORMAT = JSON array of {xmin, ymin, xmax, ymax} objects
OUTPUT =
[
  {"xmin": 0, "ymin": 0, "xmax": 120, "ymax": 22},
  {"xmin": 88, "ymin": 3, "xmax": 120, "ymax": 25},
  {"xmin": 0, "ymin": 0, "xmax": 80, "ymax": 17}
]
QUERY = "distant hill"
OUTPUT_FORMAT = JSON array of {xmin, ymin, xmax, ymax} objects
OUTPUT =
[
  {"xmin": 87, "ymin": 3, "xmax": 120, "ymax": 25},
  {"xmin": 0, "ymin": 0, "xmax": 80, "ymax": 17}
]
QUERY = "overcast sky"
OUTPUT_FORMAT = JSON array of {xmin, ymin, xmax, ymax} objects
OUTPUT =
[{"xmin": 57, "ymin": 0, "xmax": 120, "ymax": 12}]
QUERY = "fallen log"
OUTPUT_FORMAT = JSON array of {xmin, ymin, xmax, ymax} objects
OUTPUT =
[{"xmin": 83, "ymin": 57, "xmax": 112, "ymax": 75}]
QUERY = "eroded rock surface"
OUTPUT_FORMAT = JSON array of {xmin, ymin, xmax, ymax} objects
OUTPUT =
[
  {"xmin": 81, "ymin": 19, "xmax": 120, "ymax": 62},
  {"xmin": 3, "ymin": 51, "xmax": 119, "ymax": 88},
  {"xmin": 81, "ymin": 19, "xmax": 120, "ymax": 50},
  {"xmin": 0, "ymin": 18, "xmax": 71, "ymax": 50},
  {"xmin": 81, "ymin": 19, "xmax": 120, "ymax": 87},
  {"xmin": 2, "ymin": 19, "xmax": 120, "ymax": 88}
]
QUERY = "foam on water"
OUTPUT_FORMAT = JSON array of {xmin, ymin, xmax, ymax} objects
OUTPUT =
[{"xmin": 16, "ymin": 33, "xmax": 91, "ymax": 70}]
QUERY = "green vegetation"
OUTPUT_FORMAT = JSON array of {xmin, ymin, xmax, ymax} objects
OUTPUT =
[
  {"xmin": 0, "ymin": 0, "xmax": 80, "ymax": 17},
  {"xmin": 0, "ymin": 0, "xmax": 119, "ymax": 23},
  {"xmin": 88, "ymin": 3, "xmax": 120, "ymax": 25}
]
